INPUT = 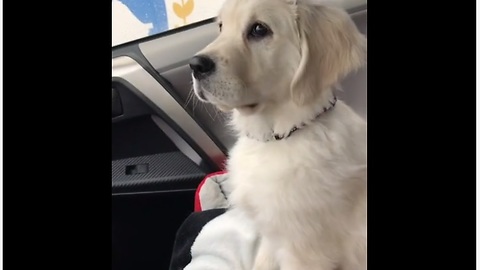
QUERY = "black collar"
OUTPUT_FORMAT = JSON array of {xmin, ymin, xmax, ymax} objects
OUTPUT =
[{"xmin": 246, "ymin": 96, "xmax": 338, "ymax": 142}]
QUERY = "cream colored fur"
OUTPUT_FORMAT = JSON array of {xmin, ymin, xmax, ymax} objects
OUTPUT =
[{"xmin": 191, "ymin": 0, "xmax": 367, "ymax": 269}]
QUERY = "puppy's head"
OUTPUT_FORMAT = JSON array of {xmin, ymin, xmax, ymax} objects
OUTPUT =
[{"xmin": 189, "ymin": 0, "xmax": 366, "ymax": 113}]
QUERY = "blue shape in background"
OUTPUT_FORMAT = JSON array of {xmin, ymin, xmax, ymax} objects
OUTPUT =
[{"xmin": 119, "ymin": 0, "xmax": 169, "ymax": 36}]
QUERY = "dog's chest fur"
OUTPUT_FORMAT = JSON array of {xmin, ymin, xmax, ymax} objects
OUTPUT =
[{"xmin": 226, "ymin": 102, "xmax": 366, "ymax": 262}]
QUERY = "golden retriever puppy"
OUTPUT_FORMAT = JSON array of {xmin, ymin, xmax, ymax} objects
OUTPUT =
[{"xmin": 189, "ymin": 0, "xmax": 366, "ymax": 269}]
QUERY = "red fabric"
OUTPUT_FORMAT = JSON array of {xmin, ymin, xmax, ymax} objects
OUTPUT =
[{"xmin": 194, "ymin": 171, "xmax": 227, "ymax": 212}]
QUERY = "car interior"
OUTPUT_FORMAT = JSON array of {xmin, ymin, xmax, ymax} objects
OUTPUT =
[{"xmin": 112, "ymin": 1, "xmax": 366, "ymax": 269}]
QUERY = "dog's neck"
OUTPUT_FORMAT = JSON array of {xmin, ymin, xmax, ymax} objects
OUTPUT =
[{"xmin": 231, "ymin": 90, "xmax": 337, "ymax": 142}]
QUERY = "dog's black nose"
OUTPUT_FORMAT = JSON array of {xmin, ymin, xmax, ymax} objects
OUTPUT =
[{"xmin": 189, "ymin": 55, "xmax": 215, "ymax": 79}]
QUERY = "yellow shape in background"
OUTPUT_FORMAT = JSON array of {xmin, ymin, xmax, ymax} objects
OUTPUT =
[{"xmin": 173, "ymin": 0, "xmax": 195, "ymax": 25}]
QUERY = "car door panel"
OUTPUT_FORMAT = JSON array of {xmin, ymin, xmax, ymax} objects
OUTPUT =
[{"xmin": 112, "ymin": 53, "xmax": 224, "ymax": 270}]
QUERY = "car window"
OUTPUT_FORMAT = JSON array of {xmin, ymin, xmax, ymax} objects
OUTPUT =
[{"xmin": 112, "ymin": 0, "xmax": 225, "ymax": 47}]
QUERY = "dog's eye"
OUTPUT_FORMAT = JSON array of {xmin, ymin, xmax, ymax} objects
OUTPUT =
[{"xmin": 248, "ymin": 22, "xmax": 271, "ymax": 40}]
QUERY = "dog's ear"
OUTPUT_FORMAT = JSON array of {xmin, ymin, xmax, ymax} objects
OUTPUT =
[{"xmin": 290, "ymin": 4, "xmax": 366, "ymax": 105}]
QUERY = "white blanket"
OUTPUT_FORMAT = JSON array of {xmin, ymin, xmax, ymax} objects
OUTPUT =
[
  {"xmin": 184, "ymin": 209, "xmax": 259, "ymax": 270},
  {"xmin": 185, "ymin": 172, "xmax": 260, "ymax": 269}
]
